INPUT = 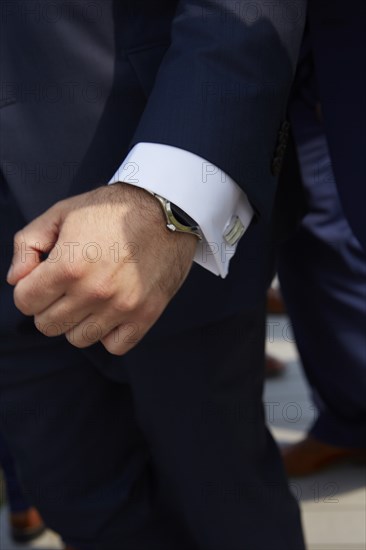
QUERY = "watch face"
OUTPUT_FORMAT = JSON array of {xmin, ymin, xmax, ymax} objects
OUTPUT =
[
  {"xmin": 151, "ymin": 193, "xmax": 201, "ymax": 238},
  {"xmin": 170, "ymin": 203, "xmax": 197, "ymax": 227}
]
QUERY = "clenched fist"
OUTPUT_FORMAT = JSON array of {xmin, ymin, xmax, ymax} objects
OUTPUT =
[{"xmin": 7, "ymin": 184, "xmax": 197, "ymax": 355}]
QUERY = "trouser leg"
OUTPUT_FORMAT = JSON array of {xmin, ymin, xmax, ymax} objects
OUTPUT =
[
  {"xmin": 278, "ymin": 106, "xmax": 366, "ymax": 447},
  {"xmin": 122, "ymin": 307, "xmax": 305, "ymax": 550}
]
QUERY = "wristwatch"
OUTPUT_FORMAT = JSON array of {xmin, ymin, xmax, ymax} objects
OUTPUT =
[{"xmin": 148, "ymin": 192, "xmax": 202, "ymax": 240}]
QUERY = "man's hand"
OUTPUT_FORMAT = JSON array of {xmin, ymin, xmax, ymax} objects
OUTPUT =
[{"xmin": 7, "ymin": 184, "xmax": 197, "ymax": 355}]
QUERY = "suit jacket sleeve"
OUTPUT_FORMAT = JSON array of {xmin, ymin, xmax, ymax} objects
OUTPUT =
[{"xmin": 130, "ymin": 0, "xmax": 307, "ymax": 221}]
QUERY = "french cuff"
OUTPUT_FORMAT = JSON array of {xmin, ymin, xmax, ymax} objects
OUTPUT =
[{"xmin": 108, "ymin": 143, "xmax": 254, "ymax": 278}]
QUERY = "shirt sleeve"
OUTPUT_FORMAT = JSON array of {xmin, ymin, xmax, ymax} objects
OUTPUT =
[{"xmin": 108, "ymin": 142, "xmax": 254, "ymax": 278}]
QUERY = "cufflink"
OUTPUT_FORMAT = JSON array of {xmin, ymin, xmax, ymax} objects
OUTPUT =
[{"xmin": 223, "ymin": 216, "xmax": 246, "ymax": 246}]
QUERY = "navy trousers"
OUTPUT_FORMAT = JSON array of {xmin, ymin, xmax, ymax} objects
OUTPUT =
[
  {"xmin": 278, "ymin": 99, "xmax": 366, "ymax": 448},
  {"xmin": 0, "ymin": 176, "xmax": 305, "ymax": 549}
]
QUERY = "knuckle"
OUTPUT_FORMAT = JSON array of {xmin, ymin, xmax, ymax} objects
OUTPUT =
[
  {"xmin": 113, "ymin": 290, "xmax": 142, "ymax": 314},
  {"xmin": 85, "ymin": 279, "xmax": 114, "ymax": 302},
  {"xmin": 102, "ymin": 339, "xmax": 126, "ymax": 356},
  {"xmin": 53, "ymin": 199, "xmax": 64, "ymax": 210},
  {"xmin": 56, "ymin": 304, "xmax": 72, "ymax": 321},
  {"xmin": 34, "ymin": 318, "xmax": 62, "ymax": 337},
  {"xmin": 41, "ymin": 305, "xmax": 71, "ymax": 327},
  {"xmin": 34, "ymin": 319, "xmax": 46, "ymax": 335},
  {"xmin": 13, "ymin": 287, "xmax": 32, "ymax": 315},
  {"xmin": 51, "ymin": 198, "xmax": 68, "ymax": 215},
  {"xmin": 61, "ymin": 261, "xmax": 83, "ymax": 282},
  {"xmin": 65, "ymin": 331, "xmax": 90, "ymax": 349}
]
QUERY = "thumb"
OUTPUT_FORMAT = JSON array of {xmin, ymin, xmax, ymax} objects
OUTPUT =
[{"xmin": 7, "ymin": 202, "xmax": 64, "ymax": 285}]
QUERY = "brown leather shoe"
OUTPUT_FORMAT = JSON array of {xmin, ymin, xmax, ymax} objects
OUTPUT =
[
  {"xmin": 281, "ymin": 435, "xmax": 366, "ymax": 477},
  {"xmin": 267, "ymin": 287, "xmax": 286, "ymax": 315},
  {"xmin": 10, "ymin": 507, "xmax": 46, "ymax": 543}
]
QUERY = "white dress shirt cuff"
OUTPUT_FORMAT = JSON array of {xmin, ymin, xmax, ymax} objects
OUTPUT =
[{"xmin": 108, "ymin": 143, "xmax": 254, "ymax": 278}]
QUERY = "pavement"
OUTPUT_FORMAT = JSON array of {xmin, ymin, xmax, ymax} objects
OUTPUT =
[{"xmin": 0, "ymin": 314, "xmax": 365, "ymax": 549}]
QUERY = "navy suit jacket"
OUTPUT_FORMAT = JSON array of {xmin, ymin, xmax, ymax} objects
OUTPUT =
[{"xmin": 1, "ymin": 0, "xmax": 305, "ymax": 219}]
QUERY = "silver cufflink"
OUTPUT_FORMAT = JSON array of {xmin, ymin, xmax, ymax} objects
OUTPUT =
[{"xmin": 223, "ymin": 216, "xmax": 246, "ymax": 246}]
